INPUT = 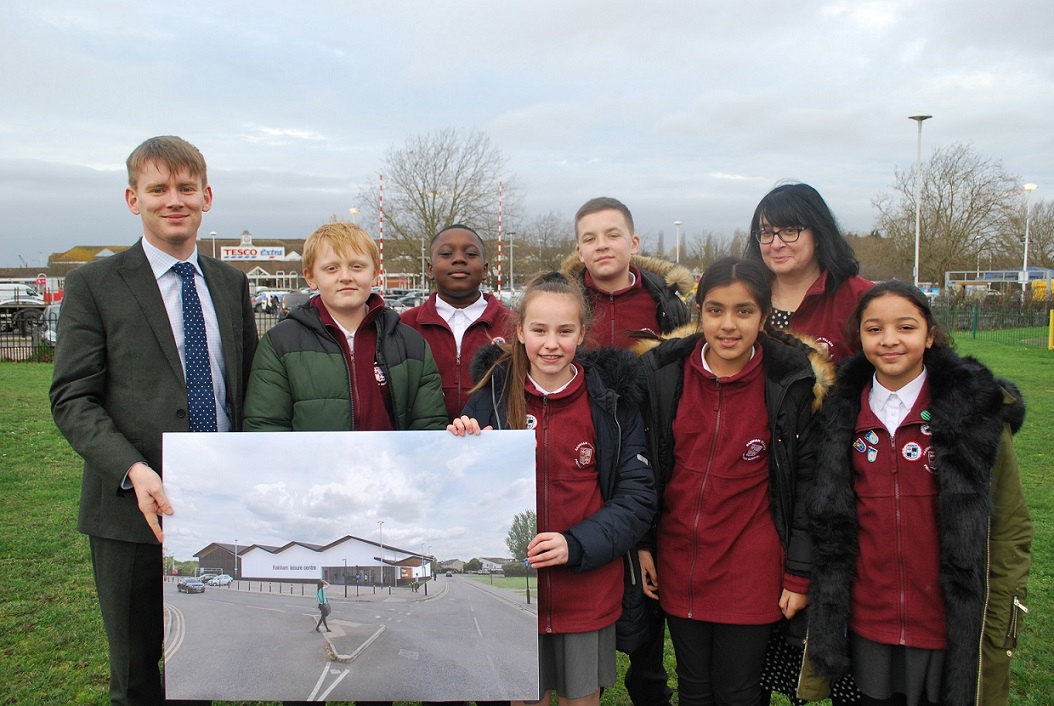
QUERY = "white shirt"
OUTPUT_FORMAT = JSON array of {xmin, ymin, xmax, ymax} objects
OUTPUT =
[
  {"xmin": 869, "ymin": 368, "xmax": 927, "ymax": 436},
  {"xmin": 142, "ymin": 238, "xmax": 230, "ymax": 432},
  {"xmin": 434, "ymin": 293, "xmax": 488, "ymax": 354},
  {"xmin": 699, "ymin": 342, "xmax": 756, "ymax": 375},
  {"xmin": 528, "ymin": 363, "xmax": 580, "ymax": 396}
]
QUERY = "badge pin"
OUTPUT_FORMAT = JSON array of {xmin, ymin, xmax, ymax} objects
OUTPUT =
[
  {"xmin": 920, "ymin": 424, "xmax": 932, "ymax": 436},
  {"xmin": 921, "ymin": 410, "xmax": 931, "ymax": 421},
  {"xmin": 854, "ymin": 438, "xmax": 867, "ymax": 453},
  {"xmin": 902, "ymin": 441, "xmax": 923, "ymax": 461},
  {"xmin": 865, "ymin": 430, "xmax": 879, "ymax": 445},
  {"xmin": 867, "ymin": 447, "xmax": 878, "ymax": 463}
]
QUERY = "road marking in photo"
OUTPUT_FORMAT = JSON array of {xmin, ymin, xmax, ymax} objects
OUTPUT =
[{"xmin": 163, "ymin": 604, "xmax": 185, "ymax": 661}]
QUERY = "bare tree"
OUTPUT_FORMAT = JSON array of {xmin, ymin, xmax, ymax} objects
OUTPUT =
[
  {"xmin": 872, "ymin": 144, "xmax": 1020, "ymax": 284},
  {"xmin": 1006, "ymin": 198, "xmax": 1054, "ymax": 270},
  {"xmin": 516, "ymin": 211, "xmax": 576, "ymax": 276},
  {"xmin": 845, "ymin": 231, "xmax": 905, "ymax": 282},
  {"xmin": 686, "ymin": 231, "xmax": 735, "ymax": 271},
  {"xmin": 357, "ymin": 128, "xmax": 521, "ymax": 243}
]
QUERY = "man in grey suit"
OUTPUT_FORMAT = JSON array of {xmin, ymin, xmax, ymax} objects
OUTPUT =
[{"xmin": 50, "ymin": 136, "xmax": 258, "ymax": 705}]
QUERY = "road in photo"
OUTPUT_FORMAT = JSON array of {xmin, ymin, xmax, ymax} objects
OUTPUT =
[{"xmin": 165, "ymin": 573, "xmax": 537, "ymax": 701}]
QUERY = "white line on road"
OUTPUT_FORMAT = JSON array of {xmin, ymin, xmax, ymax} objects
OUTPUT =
[
  {"xmin": 318, "ymin": 668, "xmax": 351, "ymax": 701},
  {"xmin": 472, "ymin": 616, "xmax": 483, "ymax": 638},
  {"xmin": 307, "ymin": 663, "xmax": 331, "ymax": 701}
]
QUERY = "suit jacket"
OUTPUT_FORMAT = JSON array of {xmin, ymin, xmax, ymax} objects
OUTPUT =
[{"xmin": 50, "ymin": 240, "xmax": 258, "ymax": 545}]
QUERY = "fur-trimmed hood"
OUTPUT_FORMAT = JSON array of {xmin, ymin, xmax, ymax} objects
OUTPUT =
[
  {"xmin": 632, "ymin": 324, "xmax": 835, "ymax": 412},
  {"xmin": 560, "ymin": 252, "xmax": 695, "ymax": 297}
]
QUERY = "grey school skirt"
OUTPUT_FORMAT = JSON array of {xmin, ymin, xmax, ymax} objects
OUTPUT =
[{"xmin": 532, "ymin": 624, "xmax": 617, "ymax": 701}]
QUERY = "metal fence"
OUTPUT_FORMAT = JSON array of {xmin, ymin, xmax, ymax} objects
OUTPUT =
[
  {"xmin": 3, "ymin": 301, "xmax": 1051, "ymax": 363},
  {"xmin": 931, "ymin": 298, "xmax": 1053, "ymax": 348},
  {"xmin": 0, "ymin": 311, "xmax": 286, "ymax": 363}
]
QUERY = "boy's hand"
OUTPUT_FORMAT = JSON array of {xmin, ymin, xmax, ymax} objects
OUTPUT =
[
  {"xmin": 447, "ymin": 416, "xmax": 491, "ymax": 436},
  {"xmin": 128, "ymin": 462, "xmax": 173, "ymax": 543},
  {"xmin": 638, "ymin": 549, "xmax": 660, "ymax": 600},
  {"xmin": 526, "ymin": 532, "xmax": 568, "ymax": 568}
]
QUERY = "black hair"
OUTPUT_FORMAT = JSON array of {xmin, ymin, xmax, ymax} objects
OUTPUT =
[
  {"xmin": 429, "ymin": 223, "xmax": 486, "ymax": 256},
  {"xmin": 847, "ymin": 280, "xmax": 952, "ymax": 350},
  {"xmin": 745, "ymin": 182, "xmax": 860, "ymax": 286},
  {"xmin": 695, "ymin": 256, "xmax": 773, "ymax": 320}
]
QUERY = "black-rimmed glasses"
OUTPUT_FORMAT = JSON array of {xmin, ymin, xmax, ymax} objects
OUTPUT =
[{"xmin": 752, "ymin": 226, "xmax": 806, "ymax": 244}]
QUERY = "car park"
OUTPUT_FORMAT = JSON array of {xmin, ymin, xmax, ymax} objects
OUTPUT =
[
  {"xmin": 387, "ymin": 293, "xmax": 428, "ymax": 313},
  {"xmin": 177, "ymin": 578, "xmax": 206, "ymax": 594},
  {"xmin": 208, "ymin": 574, "xmax": 233, "ymax": 586}
]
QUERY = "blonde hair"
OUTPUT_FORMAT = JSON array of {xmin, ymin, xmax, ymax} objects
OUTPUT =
[
  {"xmin": 126, "ymin": 136, "xmax": 207, "ymax": 188},
  {"xmin": 473, "ymin": 272, "xmax": 591, "ymax": 429},
  {"xmin": 302, "ymin": 221, "xmax": 380, "ymax": 275}
]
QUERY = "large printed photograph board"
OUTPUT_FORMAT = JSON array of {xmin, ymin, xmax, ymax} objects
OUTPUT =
[{"xmin": 162, "ymin": 430, "xmax": 538, "ymax": 702}]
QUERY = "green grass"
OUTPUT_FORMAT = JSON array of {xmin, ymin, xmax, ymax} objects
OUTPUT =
[{"xmin": 1, "ymin": 347, "xmax": 1049, "ymax": 704}]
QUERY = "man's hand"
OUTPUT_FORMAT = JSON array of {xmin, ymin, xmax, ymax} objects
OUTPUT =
[
  {"xmin": 127, "ymin": 462, "xmax": 173, "ymax": 542},
  {"xmin": 780, "ymin": 589, "xmax": 809, "ymax": 619}
]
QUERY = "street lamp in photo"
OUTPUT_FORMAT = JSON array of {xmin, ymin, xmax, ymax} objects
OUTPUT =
[
  {"xmin": 342, "ymin": 558, "xmax": 348, "ymax": 597},
  {"xmin": 1022, "ymin": 183, "xmax": 1039, "ymax": 299},
  {"xmin": 233, "ymin": 538, "xmax": 238, "ymax": 579},
  {"xmin": 673, "ymin": 221, "xmax": 682, "ymax": 263},
  {"xmin": 377, "ymin": 520, "xmax": 385, "ymax": 586},
  {"xmin": 909, "ymin": 114, "xmax": 932, "ymax": 287},
  {"xmin": 209, "ymin": 231, "xmax": 218, "ymax": 259}
]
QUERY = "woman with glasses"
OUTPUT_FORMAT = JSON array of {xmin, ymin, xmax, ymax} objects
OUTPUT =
[
  {"xmin": 745, "ymin": 183, "xmax": 873, "ymax": 364},
  {"xmin": 747, "ymin": 183, "xmax": 872, "ymax": 706}
]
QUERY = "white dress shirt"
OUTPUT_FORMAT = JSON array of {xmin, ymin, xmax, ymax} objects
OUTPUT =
[
  {"xmin": 434, "ymin": 293, "xmax": 488, "ymax": 354},
  {"xmin": 142, "ymin": 238, "xmax": 230, "ymax": 432},
  {"xmin": 868, "ymin": 368, "xmax": 927, "ymax": 436}
]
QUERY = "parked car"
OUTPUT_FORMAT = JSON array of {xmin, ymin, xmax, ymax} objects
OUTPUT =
[
  {"xmin": 445, "ymin": 571, "xmax": 453, "ymax": 578},
  {"xmin": 252, "ymin": 290, "xmax": 287, "ymax": 314},
  {"xmin": 208, "ymin": 574, "xmax": 233, "ymax": 586},
  {"xmin": 387, "ymin": 293, "xmax": 428, "ymax": 313},
  {"xmin": 177, "ymin": 578, "xmax": 206, "ymax": 594},
  {"xmin": 198, "ymin": 573, "xmax": 218, "ymax": 583},
  {"xmin": 40, "ymin": 303, "xmax": 61, "ymax": 345},
  {"xmin": 280, "ymin": 287, "xmax": 314, "ymax": 318}
]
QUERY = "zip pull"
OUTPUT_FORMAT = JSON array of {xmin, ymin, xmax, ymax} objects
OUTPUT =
[{"xmin": 1014, "ymin": 597, "xmax": 1030, "ymax": 614}]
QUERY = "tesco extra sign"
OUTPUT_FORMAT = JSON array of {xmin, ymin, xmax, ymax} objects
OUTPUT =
[{"xmin": 221, "ymin": 246, "xmax": 286, "ymax": 260}]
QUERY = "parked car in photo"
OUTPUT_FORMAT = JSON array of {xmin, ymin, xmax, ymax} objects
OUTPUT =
[
  {"xmin": 208, "ymin": 574, "xmax": 233, "ymax": 586},
  {"xmin": 177, "ymin": 578, "xmax": 206, "ymax": 594},
  {"xmin": 198, "ymin": 573, "xmax": 218, "ymax": 583}
]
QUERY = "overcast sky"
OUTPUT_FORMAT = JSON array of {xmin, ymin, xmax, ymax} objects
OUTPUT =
[
  {"xmin": 163, "ymin": 430, "xmax": 536, "ymax": 563},
  {"xmin": 3, "ymin": 1, "xmax": 1052, "ymax": 267}
]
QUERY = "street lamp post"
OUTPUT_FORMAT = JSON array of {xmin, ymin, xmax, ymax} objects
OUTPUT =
[
  {"xmin": 1023, "ymin": 183, "xmax": 1039, "ymax": 300},
  {"xmin": 507, "ymin": 232, "xmax": 517, "ymax": 292},
  {"xmin": 909, "ymin": 114, "xmax": 932, "ymax": 288},
  {"xmin": 209, "ymin": 231, "xmax": 218, "ymax": 259},
  {"xmin": 421, "ymin": 237, "xmax": 428, "ymax": 290},
  {"xmin": 377, "ymin": 520, "xmax": 384, "ymax": 587},
  {"xmin": 673, "ymin": 221, "xmax": 682, "ymax": 264},
  {"xmin": 233, "ymin": 538, "xmax": 238, "ymax": 580},
  {"xmin": 342, "ymin": 558, "xmax": 348, "ymax": 597}
]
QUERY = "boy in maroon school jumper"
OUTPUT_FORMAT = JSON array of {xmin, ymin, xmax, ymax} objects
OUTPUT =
[
  {"xmin": 401, "ymin": 224, "xmax": 513, "ymax": 422},
  {"xmin": 563, "ymin": 197, "xmax": 693, "ymax": 351},
  {"xmin": 562, "ymin": 197, "xmax": 691, "ymax": 706}
]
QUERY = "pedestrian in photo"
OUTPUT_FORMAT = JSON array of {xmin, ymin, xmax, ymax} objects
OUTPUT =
[
  {"xmin": 804, "ymin": 280, "xmax": 1032, "ymax": 706},
  {"xmin": 401, "ymin": 223, "xmax": 513, "ymax": 423},
  {"xmin": 50, "ymin": 135, "xmax": 258, "ymax": 705},
  {"xmin": 450, "ymin": 271, "xmax": 656, "ymax": 706},
  {"xmin": 315, "ymin": 580, "xmax": 332, "ymax": 632},
  {"xmin": 635, "ymin": 257, "xmax": 832, "ymax": 706}
]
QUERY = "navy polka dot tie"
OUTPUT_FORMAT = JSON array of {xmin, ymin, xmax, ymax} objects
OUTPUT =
[{"xmin": 173, "ymin": 262, "xmax": 218, "ymax": 432}]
